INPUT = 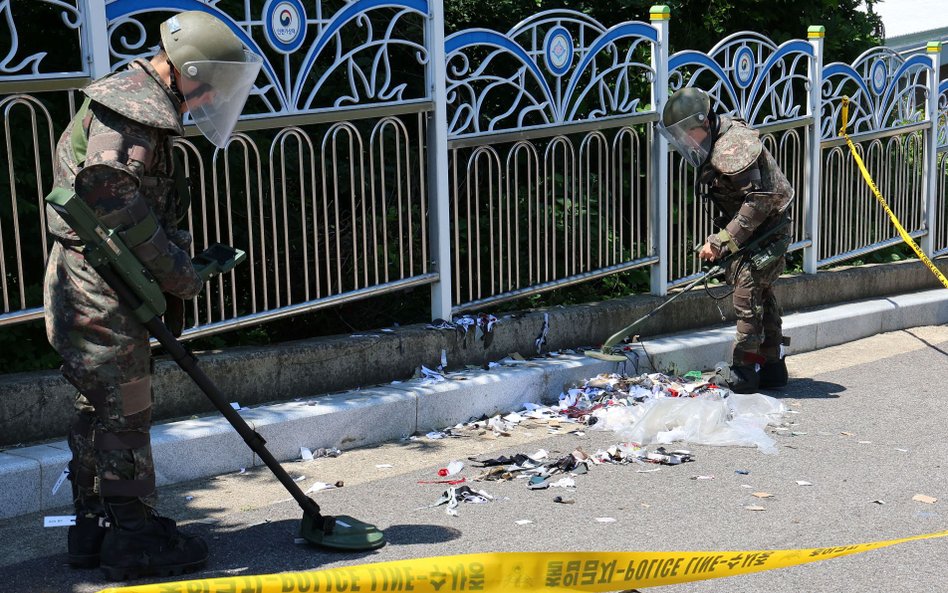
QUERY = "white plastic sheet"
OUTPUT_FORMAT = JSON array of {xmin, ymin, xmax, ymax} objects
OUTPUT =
[{"xmin": 592, "ymin": 392, "xmax": 786, "ymax": 454}]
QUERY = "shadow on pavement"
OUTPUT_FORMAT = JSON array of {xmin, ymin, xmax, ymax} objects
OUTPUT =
[
  {"xmin": 383, "ymin": 524, "xmax": 462, "ymax": 545},
  {"xmin": 762, "ymin": 377, "xmax": 845, "ymax": 399}
]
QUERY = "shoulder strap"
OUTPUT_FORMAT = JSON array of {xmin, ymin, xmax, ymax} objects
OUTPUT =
[{"xmin": 70, "ymin": 97, "xmax": 93, "ymax": 165}]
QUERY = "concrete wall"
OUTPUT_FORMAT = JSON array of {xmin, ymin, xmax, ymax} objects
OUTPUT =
[{"xmin": 2, "ymin": 258, "xmax": 945, "ymax": 448}]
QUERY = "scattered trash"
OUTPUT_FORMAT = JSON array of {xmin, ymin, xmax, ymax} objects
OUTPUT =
[
  {"xmin": 553, "ymin": 496, "xmax": 575, "ymax": 504},
  {"xmin": 549, "ymin": 477, "xmax": 576, "ymax": 488},
  {"xmin": 515, "ymin": 519, "xmax": 533, "ymax": 525},
  {"xmin": 185, "ymin": 495, "xmax": 194, "ymax": 501},
  {"xmin": 424, "ymin": 486, "xmax": 494, "ymax": 516},
  {"xmin": 795, "ymin": 480, "xmax": 813, "ymax": 486},
  {"xmin": 43, "ymin": 516, "xmax": 76, "ymax": 528},
  {"xmin": 595, "ymin": 517, "xmax": 617, "ymax": 523},
  {"xmin": 744, "ymin": 505, "xmax": 767, "ymax": 511},
  {"xmin": 691, "ymin": 475, "xmax": 715, "ymax": 481},
  {"xmin": 376, "ymin": 464, "xmax": 393, "ymax": 469},
  {"xmin": 913, "ymin": 494, "xmax": 938, "ymax": 505},
  {"xmin": 735, "ymin": 469, "xmax": 750, "ymax": 475},
  {"xmin": 752, "ymin": 492, "xmax": 774, "ymax": 499},
  {"xmin": 535, "ymin": 313, "xmax": 549, "ymax": 354},
  {"xmin": 237, "ymin": 468, "xmax": 247, "ymax": 475},
  {"xmin": 305, "ymin": 481, "xmax": 340, "ymax": 493},
  {"xmin": 301, "ymin": 447, "xmax": 342, "ymax": 461},
  {"xmin": 871, "ymin": 500, "xmax": 886, "ymax": 505},
  {"xmin": 438, "ymin": 460, "xmax": 464, "ymax": 477}
]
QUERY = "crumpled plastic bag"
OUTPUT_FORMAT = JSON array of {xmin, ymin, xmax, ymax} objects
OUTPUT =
[{"xmin": 591, "ymin": 392, "xmax": 786, "ymax": 454}]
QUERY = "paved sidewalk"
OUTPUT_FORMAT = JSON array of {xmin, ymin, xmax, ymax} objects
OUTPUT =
[{"xmin": 2, "ymin": 287, "xmax": 946, "ymax": 520}]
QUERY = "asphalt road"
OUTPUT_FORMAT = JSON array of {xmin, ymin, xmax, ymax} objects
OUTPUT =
[{"xmin": 2, "ymin": 326, "xmax": 946, "ymax": 593}]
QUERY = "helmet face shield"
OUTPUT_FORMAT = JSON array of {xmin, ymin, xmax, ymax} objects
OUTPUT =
[
  {"xmin": 180, "ymin": 51, "xmax": 262, "ymax": 148},
  {"xmin": 658, "ymin": 112, "xmax": 712, "ymax": 168}
]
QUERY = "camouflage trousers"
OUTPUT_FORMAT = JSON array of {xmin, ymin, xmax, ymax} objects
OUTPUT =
[
  {"xmin": 44, "ymin": 243, "xmax": 157, "ymax": 511},
  {"xmin": 725, "ymin": 252, "xmax": 785, "ymax": 362}
]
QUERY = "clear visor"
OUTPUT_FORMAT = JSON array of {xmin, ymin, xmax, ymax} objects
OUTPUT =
[
  {"xmin": 180, "ymin": 51, "xmax": 262, "ymax": 148},
  {"xmin": 658, "ymin": 112, "xmax": 711, "ymax": 168}
]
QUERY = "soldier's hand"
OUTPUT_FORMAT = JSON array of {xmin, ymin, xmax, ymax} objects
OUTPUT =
[{"xmin": 698, "ymin": 241, "xmax": 721, "ymax": 262}]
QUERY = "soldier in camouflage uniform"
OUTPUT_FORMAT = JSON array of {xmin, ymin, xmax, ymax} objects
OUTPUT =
[
  {"xmin": 659, "ymin": 88, "xmax": 794, "ymax": 393},
  {"xmin": 44, "ymin": 11, "xmax": 260, "ymax": 580}
]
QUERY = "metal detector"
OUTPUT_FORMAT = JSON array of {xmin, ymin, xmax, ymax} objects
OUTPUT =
[
  {"xmin": 46, "ymin": 188, "xmax": 385, "ymax": 551},
  {"xmin": 585, "ymin": 218, "xmax": 790, "ymax": 362}
]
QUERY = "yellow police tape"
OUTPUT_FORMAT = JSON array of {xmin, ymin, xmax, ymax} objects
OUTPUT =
[
  {"xmin": 98, "ymin": 529, "xmax": 948, "ymax": 593},
  {"xmin": 839, "ymin": 96, "xmax": 948, "ymax": 289}
]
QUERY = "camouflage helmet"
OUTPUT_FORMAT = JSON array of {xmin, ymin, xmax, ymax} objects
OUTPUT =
[
  {"xmin": 158, "ymin": 11, "xmax": 262, "ymax": 148},
  {"xmin": 662, "ymin": 87, "xmax": 711, "ymax": 128},
  {"xmin": 658, "ymin": 88, "xmax": 714, "ymax": 168},
  {"xmin": 159, "ymin": 11, "xmax": 245, "ymax": 69}
]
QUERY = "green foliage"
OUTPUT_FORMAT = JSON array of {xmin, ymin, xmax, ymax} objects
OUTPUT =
[{"xmin": 446, "ymin": 0, "xmax": 883, "ymax": 60}]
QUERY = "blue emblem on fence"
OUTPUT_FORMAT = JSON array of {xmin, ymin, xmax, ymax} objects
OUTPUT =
[
  {"xmin": 544, "ymin": 26, "xmax": 574, "ymax": 77},
  {"xmin": 264, "ymin": 0, "xmax": 307, "ymax": 54},
  {"xmin": 733, "ymin": 46, "xmax": 755, "ymax": 88}
]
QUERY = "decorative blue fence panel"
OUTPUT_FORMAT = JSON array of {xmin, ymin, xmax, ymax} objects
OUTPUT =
[
  {"xmin": 444, "ymin": 10, "xmax": 659, "ymax": 310},
  {"xmin": 818, "ymin": 47, "xmax": 934, "ymax": 267}
]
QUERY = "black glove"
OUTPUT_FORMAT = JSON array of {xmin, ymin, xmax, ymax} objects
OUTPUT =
[{"xmin": 163, "ymin": 293, "xmax": 185, "ymax": 338}]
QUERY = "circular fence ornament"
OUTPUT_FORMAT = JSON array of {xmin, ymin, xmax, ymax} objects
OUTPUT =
[
  {"xmin": 870, "ymin": 59, "xmax": 888, "ymax": 95},
  {"xmin": 544, "ymin": 27, "xmax": 574, "ymax": 77},
  {"xmin": 734, "ymin": 46, "xmax": 755, "ymax": 89},
  {"xmin": 264, "ymin": 0, "xmax": 307, "ymax": 54}
]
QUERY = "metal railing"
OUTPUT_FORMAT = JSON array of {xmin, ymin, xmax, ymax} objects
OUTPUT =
[{"xmin": 1, "ymin": 2, "xmax": 947, "ymax": 338}]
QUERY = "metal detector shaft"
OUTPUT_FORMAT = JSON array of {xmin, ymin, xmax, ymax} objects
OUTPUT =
[
  {"xmin": 600, "ymin": 265, "xmax": 722, "ymax": 350},
  {"xmin": 93, "ymin": 262, "xmax": 329, "ymax": 528},
  {"xmin": 599, "ymin": 217, "xmax": 791, "ymax": 351}
]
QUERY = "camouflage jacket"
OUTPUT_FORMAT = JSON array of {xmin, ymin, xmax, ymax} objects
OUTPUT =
[
  {"xmin": 46, "ymin": 59, "xmax": 202, "ymax": 299},
  {"xmin": 699, "ymin": 115, "xmax": 794, "ymax": 251}
]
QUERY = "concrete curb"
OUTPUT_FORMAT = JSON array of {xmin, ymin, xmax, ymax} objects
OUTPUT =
[{"xmin": 2, "ymin": 288, "xmax": 946, "ymax": 519}]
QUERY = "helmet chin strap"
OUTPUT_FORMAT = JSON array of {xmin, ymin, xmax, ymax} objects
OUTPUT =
[{"xmin": 166, "ymin": 60, "xmax": 186, "ymax": 104}]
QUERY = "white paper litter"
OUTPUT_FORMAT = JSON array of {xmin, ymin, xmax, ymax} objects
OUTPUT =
[
  {"xmin": 51, "ymin": 465, "xmax": 69, "ymax": 496},
  {"xmin": 595, "ymin": 517, "xmax": 617, "ymax": 523},
  {"xmin": 44, "ymin": 515, "xmax": 76, "ymax": 528},
  {"xmin": 300, "ymin": 447, "xmax": 314, "ymax": 461},
  {"xmin": 515, "ymin": 519, "xmax": 533, "ymax": 525},
  {"xmin": 305, "ymin": 481, "xmax": 337, "ymax": 493}
]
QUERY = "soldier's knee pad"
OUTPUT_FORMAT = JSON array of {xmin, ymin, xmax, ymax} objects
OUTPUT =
[{"xmin": 91, "ymin": 378, "xmax": 156, "ymax": 499}]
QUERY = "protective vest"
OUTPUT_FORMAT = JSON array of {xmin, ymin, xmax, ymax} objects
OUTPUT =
[{"xmin": 46, "ymin": 60, "xmax": 189, "ymax": 246}]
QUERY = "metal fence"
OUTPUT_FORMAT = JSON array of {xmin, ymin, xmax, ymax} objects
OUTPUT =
[{"xmin": 0, "ymin": 2, "xmax": 946, "ymax": 337}]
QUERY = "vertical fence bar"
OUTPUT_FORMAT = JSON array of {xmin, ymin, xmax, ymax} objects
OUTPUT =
[
  {"xmin": 650, "ymin": 5, "xmax": 670, "ymax": 296},
  {"xmin": 426, "ymin": 0, "xmax": 453, "ymax": 319},
  {"xmin": 922, "ymin": 41, "xmax": 942, "ymax": 256},
  {"xmin": 804, "ymin": 25, "xmax": 824, "ymax": 275},
  {"xmin": 82, "ymin": 0, "xmax": 111, "ymax": 78}
]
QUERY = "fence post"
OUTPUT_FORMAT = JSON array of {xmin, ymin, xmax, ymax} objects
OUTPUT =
[
  {"xmin": 649, "ymin": 5, "xmax": 670, "ymax": 297},
  {"xmin": 921, "ymin": 41, "xmax": 942, "ymax": 256},
  {"xmin": 803, "ymin": 25, "xmax": 824, "ymax": 275},
  {"xmin": 82, "ymin": 0, "xmax": 112, "ymax": 78},
  {"xmin": 425, "ymin": 0, "xmax": 453, "ymax": 320}
]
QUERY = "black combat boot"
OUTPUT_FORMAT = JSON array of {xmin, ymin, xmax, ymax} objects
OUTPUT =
[
  {"xmin": 759, "ymin": 359, "xmax": 788, "ymax": 389},
  {"xmin": 68, "ymin": 510, "xmax": 108, "ymax": 568},
  {"xmin": 759, "ymin": 336, "xmax": 790, "ymax": 389},
  {"xmin": 712, "ymin": 350, "xmax": 765, "ymax": 394},
  {"xmin": 100, "ymin": 498, "xmax": 208, "ymax": 581}
]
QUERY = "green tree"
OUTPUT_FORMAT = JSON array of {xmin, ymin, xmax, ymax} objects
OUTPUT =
[{"xmin": 446, "ymin": 0, "xmax": 883, "ymax": 62}]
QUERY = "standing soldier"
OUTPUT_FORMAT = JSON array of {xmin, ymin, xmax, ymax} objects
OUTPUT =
[
  {"xmin": 43, "ymin": 11, "xmax": 261, "ymax": 579},
  {"xmin": 659, "ymin": 87, "xmax": 794, "ymax": 393}
]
